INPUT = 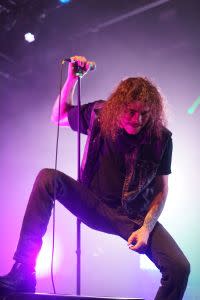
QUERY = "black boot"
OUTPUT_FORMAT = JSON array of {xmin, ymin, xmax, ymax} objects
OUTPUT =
[{"xmin": 0, "ymin": 262, "xmax": 36, "ymax": 294}]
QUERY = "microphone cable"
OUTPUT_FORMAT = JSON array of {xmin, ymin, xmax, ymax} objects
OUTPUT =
[{"xmin": 51, "ymin": 60, "xmax": 65, "ymax": 294}]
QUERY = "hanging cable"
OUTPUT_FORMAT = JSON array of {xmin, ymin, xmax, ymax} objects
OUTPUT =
[{"xmin": 51, "ymin": 60, "xmax": 65, "ymax": 294}]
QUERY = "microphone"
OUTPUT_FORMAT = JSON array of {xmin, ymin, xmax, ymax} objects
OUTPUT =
[{"xmin": 62, "ymin": 57, "xmax": 96, "ymax": 71}]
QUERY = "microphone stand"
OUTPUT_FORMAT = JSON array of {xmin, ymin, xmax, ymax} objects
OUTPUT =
[
  {"xmin": 76, "ymin": 72, "xmax": 82, "ymax": 295},
  {"xmin": 73, "ymin": 62, "xmax": 94, "ymax": 295},
  {"xmin": 58, "ymin": 59, "xmax": 95, "ymax": 296}
]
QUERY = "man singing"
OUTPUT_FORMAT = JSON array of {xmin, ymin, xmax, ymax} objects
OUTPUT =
[{"xmin": 0, "ymin": 56, "xmax": 190, "ymax": 299}]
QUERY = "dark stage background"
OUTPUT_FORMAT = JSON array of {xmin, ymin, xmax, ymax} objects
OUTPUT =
[{"xmin": 0, "ymin": 1, "xmax": 199, "ymax": 299}]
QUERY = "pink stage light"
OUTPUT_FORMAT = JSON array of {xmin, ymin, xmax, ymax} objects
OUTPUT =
[{"xmin": 36, "ymin": 234, "xmax": 61, "ymax": 278}]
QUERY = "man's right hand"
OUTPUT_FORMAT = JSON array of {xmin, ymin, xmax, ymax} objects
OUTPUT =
[{"xmin": 67, "ymin": 55, "xmax": 91, "ymax": 80}]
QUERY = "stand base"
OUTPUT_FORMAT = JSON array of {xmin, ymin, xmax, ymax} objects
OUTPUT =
[{"xmin": 0, "ymin": 293, "xmax": 144, "ymax": 300}]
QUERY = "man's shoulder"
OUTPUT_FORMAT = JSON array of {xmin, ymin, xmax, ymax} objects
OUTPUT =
[
  {"xmin": 93, "ymin": 99, "xmax": 105, "ymax": 111},
  {"xmin": 161, "ymin": 126, "xmax": 172, "ymax": 138},
  {"xmin": 80, "ymin": 99, "xmax": 105, "ymax": 114},
  {"xmin": 146, "ymin": 126, "xmax": 171, "ymax": 145},
  {"xmin": 87, "ymin": 100, "xmax": 105, "ymax": 119}
]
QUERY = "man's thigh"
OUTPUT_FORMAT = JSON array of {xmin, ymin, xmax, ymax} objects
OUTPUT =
[{"xmin": 55, "ymin": 170, "xmax": 118, "ymax": 234}]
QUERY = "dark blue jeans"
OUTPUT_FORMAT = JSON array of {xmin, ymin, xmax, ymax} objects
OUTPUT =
[{"xmin": 14, "ymin": 168, "xmax": 190, "ymax": 300}]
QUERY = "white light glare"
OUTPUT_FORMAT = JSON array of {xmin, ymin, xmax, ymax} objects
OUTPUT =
[
  {"xmin": 24, "ymin": 32, "xmax": 35, "ymax": 43},
  {"xmin": 36, "ymin": 234, "xmax": 61, "ymax": 277},
  {"xmin": 140, "ymin": 255, "xmax": 157, "ymax": 270}
]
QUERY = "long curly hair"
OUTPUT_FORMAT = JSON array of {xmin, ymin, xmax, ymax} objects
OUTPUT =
[{"xmin": 99, "ymin": 77, "xmax": 167, "ymax": 140}]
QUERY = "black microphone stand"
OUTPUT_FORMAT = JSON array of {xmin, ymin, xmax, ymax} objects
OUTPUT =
[
  {"xmin": 71, "ymin": 61, "xmax": 94, "ymax": 295},
  {"xmin": 76, "ymin": 75, "xmax": 81, "ymax": 295},
  {"xmin": 75, "ymin": 65, "xmax": 84, "ymax": 295}
]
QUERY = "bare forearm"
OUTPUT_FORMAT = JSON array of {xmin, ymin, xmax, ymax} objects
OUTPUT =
[
  {"xmin": 143, "ymin": 190, "xmax": 167, "ymax": 233},
  {"xmin": 51, "ymin": 77, "xmax": 77, "ymax": 123}
]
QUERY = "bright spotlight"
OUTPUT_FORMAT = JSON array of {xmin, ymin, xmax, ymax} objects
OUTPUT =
[
  {"xmin": 24, "ymin": 32, "xmax": 35, "ymax": 43},
  {"xmin": 59, "ymin": 0, "xmax": 71, "ymax": 4},
  {"xmin": 36, "ymin": 234, "xmax": 61, "ymax": 277}
]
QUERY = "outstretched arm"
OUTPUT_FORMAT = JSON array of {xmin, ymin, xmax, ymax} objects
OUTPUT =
[
  {"xmin": 128, "ymin": 175, "xmax": 168, "ymax": 253},
  {"xmin": 51, "ymin": 55, "xmax": 90, "ymax": 126}
]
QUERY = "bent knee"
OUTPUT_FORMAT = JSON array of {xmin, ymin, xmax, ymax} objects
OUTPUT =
[
  {"xmin": 36, "ymin": 168, "xmax": 56, "ymax": 183},
  {"xmin": 178, "ymin": 259, "xmax": 190, "ymax": 279},
  {"xmin": 167, "ymin": 258, "xmax": 190, "ymax": 283},
  {"xmin": 38, "ymin": 168, "xmax": 55, "ymax": 177}
]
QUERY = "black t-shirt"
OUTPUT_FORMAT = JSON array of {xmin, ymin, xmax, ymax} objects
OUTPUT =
[{"xmin": 68, "ymin": 102, "xmax": 172, "ymax": 205}]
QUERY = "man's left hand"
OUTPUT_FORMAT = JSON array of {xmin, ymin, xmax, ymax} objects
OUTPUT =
[{"xmin": 127, "ymin": 226, "xmax": 150, "ymax": 253}]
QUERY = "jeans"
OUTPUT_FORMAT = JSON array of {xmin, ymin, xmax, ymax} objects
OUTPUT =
[{"xmin": 14, "ymin": 168, "xmax": 190, "ymax": 300}]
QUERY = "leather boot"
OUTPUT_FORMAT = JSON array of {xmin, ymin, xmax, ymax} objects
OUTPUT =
[{"xmin": 0, "ymin": 262, "xmax": 36, "ymax": 294}]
